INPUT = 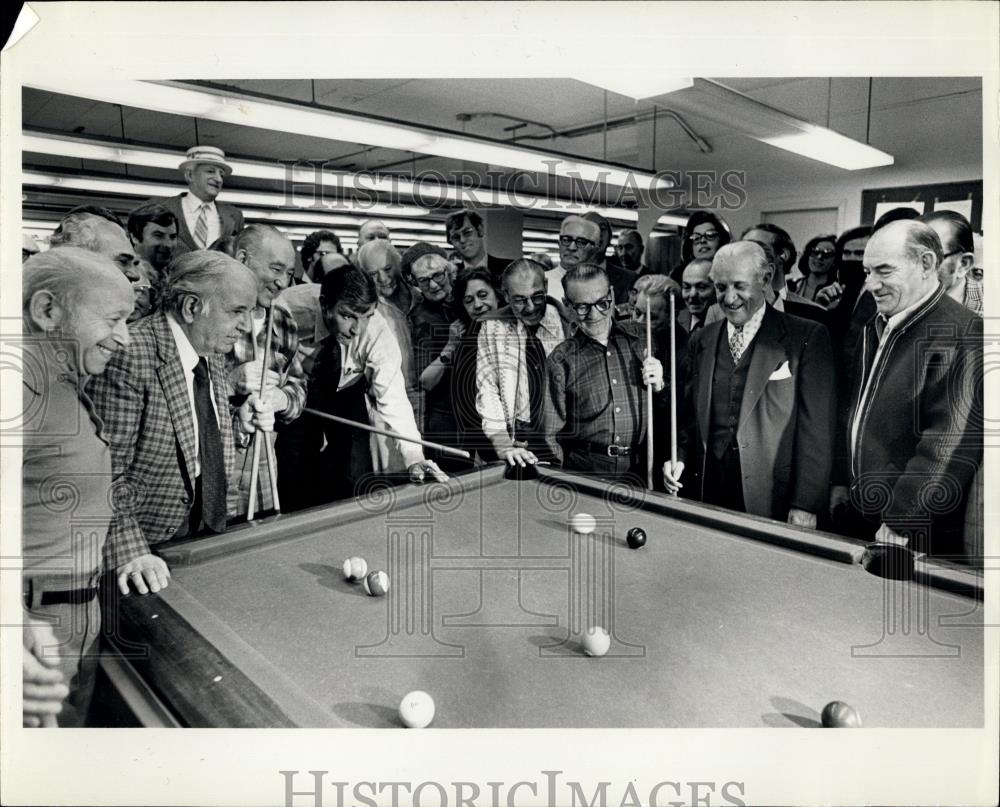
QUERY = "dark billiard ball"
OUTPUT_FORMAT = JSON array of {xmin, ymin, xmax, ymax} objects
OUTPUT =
[
  {"xmin": 626, "ymin": 527, "xmax": 647, "ymax": 549},
  {"xmin": 821, "ymin": 700, "xmax": 862, "ymax": 728}
]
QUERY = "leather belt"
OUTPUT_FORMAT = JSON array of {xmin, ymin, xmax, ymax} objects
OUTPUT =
[{"xmin": 565, "ymin": 440, "xmax": 638, "ymax": 457}]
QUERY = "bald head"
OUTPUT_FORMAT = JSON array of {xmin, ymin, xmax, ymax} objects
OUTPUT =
[
  {"xmin": 357, "ymin": 219, "xmax": 391, "ymax": 244},
  {"xmin": 235, "ymin": 224, "xmax": 296, "ymax": 308}
]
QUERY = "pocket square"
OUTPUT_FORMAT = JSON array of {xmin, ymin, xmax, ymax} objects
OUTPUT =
[{"xmin": 768, "ymin": 361, "xmax": 792, "ymax": 381}]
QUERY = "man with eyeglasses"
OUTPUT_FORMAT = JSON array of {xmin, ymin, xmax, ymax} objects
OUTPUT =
[
  {"xmin": 544, "ymin": 263, "xmax": 664, "ymax": 479},
  {"xmin": 918, "ymin": 210, "xmax": 982, "ymax": 315},
  {"xmin": 403, "ymin": 243, "xmax": 464, "ymax": 467},
  {"xmin": 228, "ymin": 224, "xmax": 306, "ymax": 515},
  {"xmin": 445, "ymin": 209, "xmax": 510, "ymax": 283},
  {"xmin": 664, "ymin": 242, "xmax": 834, "ymax": 527},
  {"xmin": 476, "ymin": 259, "xmax": 571, "ymax": 467},
  {"xmin": 298, "ymin": 229, "xmax": 343, "ymax": 284}
]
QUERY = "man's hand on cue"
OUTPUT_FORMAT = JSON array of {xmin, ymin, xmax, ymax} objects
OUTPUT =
[
  {"xmin": 116, "ymin": 553, "xmax": 171, "ymax": 595},
  {"xmin": 642, "ymin": 356, "xmax": 665, "ymax": 392},
  {"xmin": 408, "ymin": 459, "xmax": 449, "ymax": 484},
  {"xmin": 662, "ymin": 460, "xmax": 685, "ymax": 494}
]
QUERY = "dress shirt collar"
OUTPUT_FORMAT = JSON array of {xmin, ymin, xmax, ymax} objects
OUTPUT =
[
  {"xmin": 726, "ymin": 300, "xmax": 767, "ymax": 344},
  {"xmin": 181, "ymin": 192, "xmax": 217, "ymax": 217},
  {"xmin": 165, "ymin": 313, "xmax": 201, "ymax": 375}
]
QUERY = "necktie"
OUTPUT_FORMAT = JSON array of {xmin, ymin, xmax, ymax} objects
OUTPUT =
[
  {"xmin": 690, "ymin": 316, "xmax": 702, "ymax": 332},
  {"xmin": 525, "ymin": 325, "xmax": 547, "ymax": 432},
  {"xmin": 194, "ymin": 203, "xmax": 210, "ymax": 248},
  {"xmin": 193, "ymin": 358, "xmax": 226, "ymax": 532},
  {"xmin": 729, "ymin": 324, "xmax": 745, "ymax": 363}
]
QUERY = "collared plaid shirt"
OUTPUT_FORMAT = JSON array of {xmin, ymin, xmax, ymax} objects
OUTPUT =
[
  {"xmin": 544, "ymin": 319, "xmax": 649, "ymax": 464},
  {"xmin": 227, "ymin": 304, "xmax": 306, "ymax": 515},
  {"xmin": 964, "ymin": 278, "xmax": 983, "ymax": 316}
]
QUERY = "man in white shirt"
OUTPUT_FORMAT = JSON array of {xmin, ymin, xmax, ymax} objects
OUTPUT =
[
  {"xmin": 154, "ymin": 146, "xmax": 244, "ymax": 257},
  {"xmin": 476, "ymin": 259, "xmax": 570, "ymax": 466}
]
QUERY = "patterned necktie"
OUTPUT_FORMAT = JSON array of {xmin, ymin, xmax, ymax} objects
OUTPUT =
[
  {"xmin": 194, "ymin": 203, "xmax": 210, "ymax": 248},
  {"xmin": 729, "ymin": 324, "xmax": 745, "ymax": 363},
  {"xmin": 193, "ymin": 358, "xmax": 226, "ymax": 532},
  {"xmin": 525, "ymin": 325, "xmax": 547, "ymax": 432}
]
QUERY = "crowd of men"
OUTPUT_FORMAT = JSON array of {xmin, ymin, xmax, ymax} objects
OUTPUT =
[{"xmin": 21, "ymin": 146, "xmax": 984, "ymax": 726}]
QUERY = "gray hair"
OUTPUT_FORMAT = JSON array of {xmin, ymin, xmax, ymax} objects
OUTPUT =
[
  {"xmin": 234, "ymin": 222, "xmax": 285, "ymax": 256},
  {"xmin": 48, "ymin": 213, "xmax": 106, "ymax": 250},
  {"xmin": 160, "ymin": 250, "xmax": 255, "ymax": 315},
  {"xmin": 355, "ymin": 239, "xmax": 401, "ymax": 274},
  {"xmin": 22, "ymin": 247, "xmax": 126, "ymax": 330},
  {"xmin": 561, "ymin": 261, "xmax": 609, "ymax": 293},
  {"xmin": 900, "ymin": 220, "xmax": 944, "ymax": 268},
  {"xmin": 502, "ymin": 258, "xmax": 546, "ymax": 290},
  {"xmin": 712, "ymin": 242, "xmax": 770, "ymax": 285},
  {"xmin": 633, "ymin": 274, "xmax": 678, "ymax": 301}
]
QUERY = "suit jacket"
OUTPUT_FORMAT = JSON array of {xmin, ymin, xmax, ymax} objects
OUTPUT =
[
  {"xmin": 838, "ymin": 287, "xmax": 982, "ymax": 555},
  {"xmin": 679, "ymin": 305, "xmax": 835, "ymax": 520},
  {"xmin": 154, "ymin": 193, "xmax": 244, "ymax": 255},
  {"xmin": 89, "ymin": 312, "xmax": 236, "ymax": 568}
]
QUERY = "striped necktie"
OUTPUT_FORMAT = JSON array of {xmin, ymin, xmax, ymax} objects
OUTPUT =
[{"xmin": 194, "ymin": 203, "xmax": 210, "ymax": 248}]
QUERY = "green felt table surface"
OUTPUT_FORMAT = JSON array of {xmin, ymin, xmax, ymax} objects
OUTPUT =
[{"xmin": 116, "ymin": 465, "xmax": 984, "ymax": 728}]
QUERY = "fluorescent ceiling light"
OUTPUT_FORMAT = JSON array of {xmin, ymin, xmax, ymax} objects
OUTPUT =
[
  {"xmin": 574, "ymin": 75, "xmax": 692, "ymax": 101},
  {"xmin": 20, "ymin": 172, "xmax": 429, "ymax": 217},
  {"xmin": 667, "ymin": 78, "xmax": 894, "ymax": 171},
  {"xmin": 759, "ymin": 129, "xmax": 894, "ymax": 171},
  {"xmin": 23, "ymin": 132, "xmax": 674, "ymax": 217},
  {"xmin": 25, "ymin": 79, "xmax": 672, "ymax": 191}
]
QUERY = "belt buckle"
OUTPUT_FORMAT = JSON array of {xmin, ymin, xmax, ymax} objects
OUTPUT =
[{"xmin": 607, "ymin": 444, "xmax": 628, "ymax": 457}]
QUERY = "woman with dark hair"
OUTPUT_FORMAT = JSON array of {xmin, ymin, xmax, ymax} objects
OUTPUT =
[
  {"xmin": 421, "ymin": 268, "xmax": 501, "ymax": 465},
  {"xmin": 790, "ymin": 234, "xmax": 837, "ymax": 302},
  {"xmin": 671, "ymin": 211, "xmax": 732, "ymax": 283},
  {"xmin": 297, "ymin": 265, "xmax": 446, "ymax": 506}
]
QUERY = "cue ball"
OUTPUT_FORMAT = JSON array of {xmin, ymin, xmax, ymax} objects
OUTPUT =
[
  {"xmin": 821, "ymin": 701, "xmax": 862, "ymax": 728},
  {"xmin": 399, "ymin": 690, "xmax": 435, "ymax": 728},
  {"xmin": 582, "ymin": 626, "xmax": 611, "ymax": 657},
  {"xmin": 626, "ymin": 527, "xmax": 647, "ymax": 549},
  {"xmin": 343, "ymin": 556, "xmax": 368, "ymax": 582},
  {"xmin": 363, "ymin": 570, "xmax": 390, "ymax": 597},
  {"xmin": 570, "ymin": 513, "xmax": 597, "ymax": 535}
]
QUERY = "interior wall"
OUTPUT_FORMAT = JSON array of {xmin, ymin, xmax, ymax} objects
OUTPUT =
[{"xmin": 728, "ymin": 156, "xmax": 985, "ymax": 242}]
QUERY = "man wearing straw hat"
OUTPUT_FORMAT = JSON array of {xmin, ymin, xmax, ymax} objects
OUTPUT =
[{"xmin": 156, "ymin": 145, "xmax": 244, "ymax": 256}]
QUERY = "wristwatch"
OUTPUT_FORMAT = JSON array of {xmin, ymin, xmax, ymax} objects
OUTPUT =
[{"xmin": 439, "ymin": 351, "xmax": 453, "ymax": 367}]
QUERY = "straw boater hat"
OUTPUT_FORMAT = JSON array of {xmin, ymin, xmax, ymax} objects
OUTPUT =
[{"xmin": 179, "ymin": 145, "xmax": 233, "ymax": 178}]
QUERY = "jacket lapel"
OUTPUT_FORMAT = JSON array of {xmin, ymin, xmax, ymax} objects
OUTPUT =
[
  {"xmin": 153, "ymin": 313, "xmax": 198, "ymax": 483},
  {"xmin": 169, "ymin": 194, "xmax": 197, "ymax": 251},
  {"xmin": 738, "ymin": 305, "xmax": 788, "ymax": 425},
  {"xmin": 695, "ymin": 322, "xmax": 723, "ymax": 443}
]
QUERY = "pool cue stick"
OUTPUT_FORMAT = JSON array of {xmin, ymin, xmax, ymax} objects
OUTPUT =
[
  {"xmin": 247, "ymin": 307, "xmax": 276, "ymax": 519},
  {"xmin": 645, "ymin": 296, "xmax": 654, "ymax": 492},
  {"xmin": 669, "ymin": 291, "xmax": 678, "ymax": 496},
  {"xmin": 260, "ymin": 306, "xmax": 281, "ymax": 513},
  {"xmin": 303, "ymin": 407, "xmax": 472, "ymax": 460}
]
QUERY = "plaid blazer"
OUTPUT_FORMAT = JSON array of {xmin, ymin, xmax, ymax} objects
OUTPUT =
[{"xmin": 89, "ymin": 311, "xmax": 236, "ymax": 569}]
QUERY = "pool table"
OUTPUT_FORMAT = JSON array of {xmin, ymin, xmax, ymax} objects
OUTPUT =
[{"xmin": 98, "ymin": 463, "xmax": 985, "ymax": 728}]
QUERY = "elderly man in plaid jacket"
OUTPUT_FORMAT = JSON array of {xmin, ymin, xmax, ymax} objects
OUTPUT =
[{"xmin": 90, "ymin": 251, "xmax": 273, "ymax": 592}]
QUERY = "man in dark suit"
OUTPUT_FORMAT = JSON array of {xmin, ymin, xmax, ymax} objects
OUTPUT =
[
  {"xmin": 153, "ymin": 146, "xmax": 244, "ymax": 256},
  {"xmin": 831, "ymin": 220, "xmax": 982, "ymax": 557},
  {"xmin": 89, "ymin": 251, "xmax": 272, "ymax": 577},
  {"xmin": 664, "ymin": 242, "xmax": 835, "ymax": 527}
]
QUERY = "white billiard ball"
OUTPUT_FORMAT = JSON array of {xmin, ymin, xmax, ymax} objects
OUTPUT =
[
  {"xmin": 343, "ymin": 556, "xmax": 368, "ymax": 582},
  {"xmin": 364, "ymin": 570, "xmax": 390, "ymax": 597},
  {"xmin": 570, "ymin": 513, "xmax": 597, "ymax": 535},
  {"xmin": 399, "ymin": 690, "xmax": 435, "ymax": 728},
  {"xmin": 582, "ymin": 626, "xmax": 610, "ymax": 657}
]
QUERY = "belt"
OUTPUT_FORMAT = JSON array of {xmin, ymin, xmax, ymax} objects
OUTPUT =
[
  {"xmin": 565, "ymin": 439, "xmax": 639, "ymax": 458},
  {"xmin": 23, "ymin": 583, "xmax": 99, "ymax": 608}
]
